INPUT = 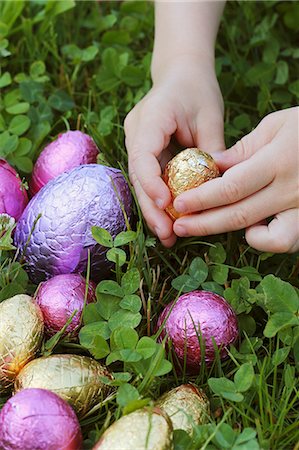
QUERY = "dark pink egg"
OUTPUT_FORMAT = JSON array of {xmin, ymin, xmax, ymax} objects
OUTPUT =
[
  {"xmin": 157, "ymin": 290, "xmax": 239, "ymax": 371},
  {"xmin": 0, "ymin": 159, "xmax": 28, "ymax": 221},
  {"xmin": 35, "ymin": 273, "xmax": 96, "ymax": 337},
  {"xmin": 0, "ymin": 388, "xmax": 82, "ymax": 450},
  {"xmin": 30, "ymin": 130, "xmax": 99, "ymax": 195}
]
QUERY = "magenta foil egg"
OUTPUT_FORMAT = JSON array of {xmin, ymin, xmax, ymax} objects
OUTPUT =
[
  {"xmin": 30, "ymin": 130, "xmax": 99, "ymax": 195},
  {"xmin": 0, "ymin": 159, "xmax": 28, "ymax": 221},
  {"xmin": 35, "ymin": 274, "xmax": 96, "ymax": 337},
  {"xmin": 0, "ymin": 388, "xmax": 82, "ymax": 450},
  {"xmin": 157, "ymin": 290, "xmax": 239, "ymax": 371},
  {"xmin": 14, "ymin": 164, "xmax": 132, "ymax": 283}
]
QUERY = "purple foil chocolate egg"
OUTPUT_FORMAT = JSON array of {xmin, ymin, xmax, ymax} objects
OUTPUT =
[
  {"xmin": 14, "ymin": 164, "xmax": 132, "ymax": 284},
  {"xmin": 157, "ymin": 290, "xmax": 239, "ymax": 371},
  {"xmin": 0, "ymin": 388, "xmax": 82, "ymax": 450},
  {"xmin": 0, "ymin": 159, "xmax": 28, "ymax": 221},
  {"xmin": 35, "ymin": 274, "xmax": 96, "ymax": 337},
  {"xmin": 30, "ymin": 130, "xmax": 99, "ymax": 196}
]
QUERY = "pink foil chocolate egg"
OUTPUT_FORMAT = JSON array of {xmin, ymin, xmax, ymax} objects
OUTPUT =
[
  {"xmin": 0, "ymin": 388, "xmax": 82, "ymax": 450},
  {"xmin": 0, "ymin": 159, "xmax": 28, "ymax": 221},
  {"xmin": 157, "ymin": 290, "xmax": 239, "ymax": 371},
  {"xmin": 30, "ymin": 130, "xmax": 99, "ymax": 195},
  {"xmin": 35, "ymin": 273, "xmax": 96, "ymax": 337}
]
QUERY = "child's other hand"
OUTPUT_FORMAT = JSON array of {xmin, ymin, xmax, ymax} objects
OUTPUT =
[
  {"xmin": 173, "ymin": 107, "xmax": 299, "ymax": 253},
  {"xmin": 124, "ymin": 58, "xmax": 225, "ymax": 247}
]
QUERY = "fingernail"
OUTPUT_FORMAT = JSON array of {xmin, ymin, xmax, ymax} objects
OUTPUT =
[
  {"xmin": 175, "ymin": 224, "xmax": 188, "ymax": 237},
  {"xmin": 155, "ymin": 198, "xmax": 164, "ymax": 209},
  {"xmin": 174, "ymin": 199, "xmax": 185, "ymax": 213}
]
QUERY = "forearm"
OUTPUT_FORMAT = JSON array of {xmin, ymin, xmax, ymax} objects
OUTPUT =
[{"xmin": 152, "ymin": 0, "xmax": 225, "ymax": 81}]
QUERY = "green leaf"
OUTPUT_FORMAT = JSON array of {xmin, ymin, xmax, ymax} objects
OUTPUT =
[
  {"xmin": 107, "ymin": 248, "xmax": 127, "ymax": 267},
  {"xmin": 271, "ymin": 346, "xmax": 291, "ymax": 366},
  {"xmin": 189, "ymin": 257, "xmax": 209, "ymax": 283},
  {"xmin": 95, "ymin": 293, "xmax": 121, "ymax": 320},
  {"xmin": 208, "ymin": 243, "xmax": 227, "ymax": 263},
  {"xmin": 89, "ymin": 335, "xmax": 110, "ymax": 359},
  {"xmin": 114, "ymin": 231, "xmax": 137, "ymax": 247},
  {"xmin": 234, "ymin": 363, "xmax": 254, "ymax": 392},
  {"xmin": 121, "ymin": 268, "xmax": 140, "ymax": 295},
  {"xmin": 208, "ymin": 377, "xmax": 244, "ymax": 402},
  {"xmin": 232, "ymin": 266, "xmax": 262, "ymax": 282},
  {"xmin": 210, "ymin": 265, "xmax": 229, "ymax": 285},
  {"xmin": 136, "ymin": 337, "xmax": 157, "ymax": 359},
  {"xmin": 116, "ymin": 383, "xmax": 139, "ymax": 408},
  {"xmin": 275, "ymin": 61, "xmax": 289, "ymax": 85},
  {"xmin": 8, "ymin": 115, "xmax": 30, "ymax": 136},
  {"xmin": 30, "ymin": 61, "xmax": 46, "ymax": 78},
  {"xmin": 110, "ymin": 327, "xmax": 139, "ymax": 350},
  {"xmin": 214, "ymin": 423, "xmax": 236, "ymax": 449},
  {"xmin": 121, "ymin": 65, "xmax": 144, "ymax": 87},
  {"xmin": 0, "ymin": 71, "xmax": 12, "ymax": 88},
  {"xmin": 102, "ymin": 30, "xmax": 131, "ymax": 45},
  {"xmin": 245, "ymin": 62, "xmax": 275, "ymax": 86},
  {"xmin": 79, "ymin": 321, "xmax": 111, "ymax": 347},
  {"xmin": 14, "ymin": 138, "xmax": 32, "ymax": 156},
  {"xmin": 235, "ymin": 428, "xmax": 257, "ymax": 445},
  {"xmin": 97, "ymin": 280, "xmax": 123, "ymax": 297},
  {"xmin": 83, "ymin": 303, "xmax": 103, "ymax": 324},
  {"xmin": 120, "ymin": 294, "xmax": 142, "ymax": 313},
  {"xmin": 289, "ymin": 80, "xmax": 299, "ymax": 98},
  {"xmin": 264, "ymin": 312, "xmax": 299, "ymax": 338},
  {"xmin": 171, "ymin": 275, "xmax": 200, "ymax": 293},
  {"xmin": 201, "ymin": 281, "xmax": 224, "ymax": 296},
  {"xmin": 81, "ymin": 45, "xmax": 99, "ymax": 62},
  {"xmin": 14, "ymin": 156, "xmax": 32, "ymax": 173},
  {"xmin": 48, "ymin": 90, "xmax": 75, "ymax": 112},
  {"xmin": 0, "ymin": 131, "xmax": 18, "ymax": 156},
  {"xmin": 108, "ymin": 310, "xmax": 141, "ymax": 331},
  {"xmin": 260, "ymin": 275, "xmax": 299, "ymax": 313},
  {"xmin": 91, "ymin": 226, "xmax": 113, "ymax": 247}
]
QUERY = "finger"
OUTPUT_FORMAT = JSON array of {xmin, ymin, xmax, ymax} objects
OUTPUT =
[
  {"xmin": 174, "ymin": 148, "xmax": 274, "ymax": 214},
  {"xmin": 193, "ymin": 111, "xmax": 226, "ymax": 153},
  {"xmin": 245, "ymin": 209, "xmax": 299, "ymax": 253},
  {"xmin": 213, "ymin": 112, "xmax": 281, "ymax": 171},
  {"xmin": 125, "ymin": 106, "xmax": 176, "ymax": 209},
  {"xmin": 133, "ymin": 177, "xmax": 177, "ymax": 247},
  {"xmin": 173, "ymin": 185, "xmax": 287, "ymax": 238}
]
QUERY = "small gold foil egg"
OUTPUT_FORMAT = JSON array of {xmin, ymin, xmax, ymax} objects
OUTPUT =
[
  {"xmin": 0, "ymin": 294, "xmax": 44, "ymax": 393},
  {"xmin": 15, "ymin": 354, "xmax": 112, "ymax": 417},
  {"xmin": 163, "ymin": 148, "xmax": 220, "ymax": 220},
  {"xmin": 156, "ymin": 384, "xmax": 210, "ymax": 436}
]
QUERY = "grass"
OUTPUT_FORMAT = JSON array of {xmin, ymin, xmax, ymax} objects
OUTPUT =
[{"xmin": 0, "ymin": 1, "xmax": 299, "ymax": 449}]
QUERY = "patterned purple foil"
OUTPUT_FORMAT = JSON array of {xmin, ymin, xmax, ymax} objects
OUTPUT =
[
  {"xmin": 0, "ymin": 159, "xmax": 28, "ymax": 221},
  {"xmin": 157, "ymin": 290, "xmax": 239, "ymax": 371},
  {"xmin": 30, "ymin": 130, "xmax": 99, "ymax": 196},
  {"xmin": 0, "ymin": 388, "xmax": 82, "ymax": 450},
  {"xmin": 14, "ymin": 164, "xmax": 132, "ymax": 283},
  {"xmin": 35, "ymin": 274, "xmax": 96, "ymax": 337}
]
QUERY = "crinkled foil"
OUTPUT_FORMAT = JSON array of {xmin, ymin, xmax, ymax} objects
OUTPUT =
[
  {"xmin": 0, "ymin": 295, "xmax": 44, "ymax": 393},
  {"xmin": 15, "ymin": 354, "xmax": 112, "ymax": 417},
  {"xmin": 163, "ymin": 148, "xmax": 219, "ymax": 220}
]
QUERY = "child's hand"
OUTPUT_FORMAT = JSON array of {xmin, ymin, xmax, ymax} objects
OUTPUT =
[
  {"xmin": 173, "ymin": 107, "xmax": 299, "ymax": 253},
  {"xmin": 125, "ymin": 58, "xmax": 225, "ymax": 247}
]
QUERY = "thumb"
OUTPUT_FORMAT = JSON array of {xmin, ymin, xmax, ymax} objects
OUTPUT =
[{"xmin": 214, "ymin": 113, "xmax": 280, "ymax": 172}]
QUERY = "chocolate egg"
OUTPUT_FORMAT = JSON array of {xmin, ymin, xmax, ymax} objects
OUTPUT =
[
  {"xmin": 35, "ymin": 273, "xmax": 96, "ymax": 337},
  {"xmin": 30, "ymin": 130, "xmax": 99, "ymax": 196},
  {"xmin": 163, "ymin": 148, "xmax": 219, "ymax": 220},
  {"xmin": 157, "ymin": 290, "xmax": 238, "ymax": 371},
  {"xmin": 93, "ymin": 407, "xmax": 173, "ymax": 450},
  {"xmin": 0, "ymin": 294, "xmax": 44, "ymax": 392},
  {"xmin": 15, "ymin": 354, "xmax": 112, "ymax": 416},
  {"xmin": 0, "ymin": 159, "xmax": 28, "ymax": 221},
  {"xmin": 0, "ymin": 388, "xmax": 82, "ymax": 450},
  {"xmin": 14, "ymin": 164, "xmax": 132, "ymax": 283},
  {"xmin": 156, "ymin": 384, "xmax": 210, "ymax": 435}
]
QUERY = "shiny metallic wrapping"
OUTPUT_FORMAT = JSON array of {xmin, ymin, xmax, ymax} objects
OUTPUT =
[
  {"xmin": 163, "ymin": 148, "xmax": 219, "ymax": 220},
  {"xmin": 0, "ymin": 295, "xmax": 44, "ymax": 392},
  {"xmin": 0, "ymin": 158, "xmax": 28, "ymax": 221},
  {"xmin": 0, "ymin": 388, "xmax": 82, "ymax": 450},
  {"xmin": 35, "ymin": 273, "xmax": 96, "ymax": 337},
  {"xmin": 30, "ymin": 130, "xmax": 99, "ymax": 196},
  {"xmin": 15, "ymin": 354, "xmax": 112, "ymax": 416},
  {"xmin": 93, "ymin": 407, "xmax": 173, "ymax": 450},
  {"xmin": 14, "ymin": 164, "xmax": 132, "ymax": 283},
  {"xmin": 156, "ymin": 384, "xmax": 210, "ymax": 435},
  {"xmin": 157, "ymin": 290, "xmax": 239, "ymax": 371}
]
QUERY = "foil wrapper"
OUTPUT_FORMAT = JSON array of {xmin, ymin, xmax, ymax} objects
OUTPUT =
[
  {"xmin": 15, "ymin": 354, "xmax": 112, "ymax": 417},
  {"xmin": 0, "ymin": 158, "xmax": 28, "ymax": 221},
  {"xmin": 0, "ymin": 388, "xmax": 82, "ymax": 450},
  {"xmin": 157, "ymin": 290, "xmax": 239, "ymax": 371},
  {"xmin": 163, "ymin": 148, "xmax": 219, "ymax": 220},
  {"xmin": 0, "ymin": 295, "xmax": 44, "ymax": 393},
  {"xmin": 35, "ymin": 273, "xmax": 96, "ymax": 337},
  {"xmin": 30, "ymin": 130, "xmax": 99, "ymax": 196},
  {"xmin": 14, "ymin": 164, "xmax": 132, "ymax": 283},
  {"xmin": 93, "ymin": 407, "xmax": 173, "ymax": 450},
  {"xmin": 156, "ymin": 384, "xmax": 210, "ymax": 435}
]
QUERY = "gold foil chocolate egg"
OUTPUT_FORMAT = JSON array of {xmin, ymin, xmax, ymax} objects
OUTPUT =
[
  {"xmin": 163, "ymin": 148, "xmax": 220, "ymax": 220},
  {"xmin": 93, "ymin": 407, "xmax": 173, "ymax": 450},
  {"xmin": 0, "ymin": 294, "xmax": 44, "ymax": 393},
  {"xmin": 15, "ymin": 354, "xmax": 112, "ymax": 417},
  {"xmin": 156, "ymin": 384, "xmax": 210, "ymax": 435}
]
